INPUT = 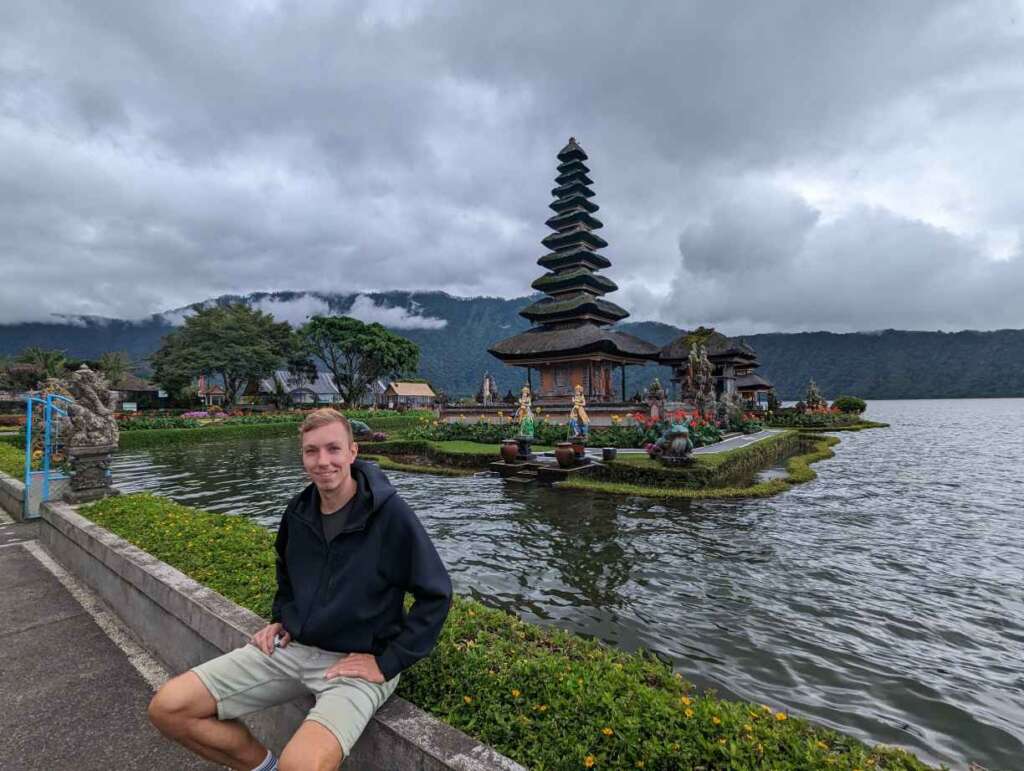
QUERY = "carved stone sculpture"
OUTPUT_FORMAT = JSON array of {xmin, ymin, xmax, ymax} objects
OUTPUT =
[{"xmin": 64, "ymin": 365, "xmax": 120, "ymax": 503}]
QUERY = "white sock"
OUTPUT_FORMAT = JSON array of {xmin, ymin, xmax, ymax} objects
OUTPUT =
[{"xmin": 251, "ymin": 749, "xmax": 277, "ymax": 771}]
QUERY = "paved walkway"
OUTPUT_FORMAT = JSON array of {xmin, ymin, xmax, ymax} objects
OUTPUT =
[
  {"xmin": 0, "ymin": 518, "xmax": 217, "ymax": 770},
  {"xmin": 556, "ymin": 428, "xmax": 784, "ymax": 459}
]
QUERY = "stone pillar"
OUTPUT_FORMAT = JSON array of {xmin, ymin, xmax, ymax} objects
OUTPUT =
[{"xmin": 65, "ymin": 443, "xmax": 120, "ymax": 504}]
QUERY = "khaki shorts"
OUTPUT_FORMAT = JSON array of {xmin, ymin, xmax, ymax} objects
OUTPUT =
[{"xmin": 191, "ymin": 641, "xmax": 399, "ymax": 757}]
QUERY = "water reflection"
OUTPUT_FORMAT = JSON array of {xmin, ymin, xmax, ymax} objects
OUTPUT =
[{"xmin": 112, "ymin": 399, "xmax": 1024, "ymax": 769}]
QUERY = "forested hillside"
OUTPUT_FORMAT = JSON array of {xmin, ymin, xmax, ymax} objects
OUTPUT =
[{"xmin": 2, "ymin": 291, "xmax": 1022, "ymax": 399}]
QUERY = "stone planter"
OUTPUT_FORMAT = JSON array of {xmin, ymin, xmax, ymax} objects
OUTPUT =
[
  {"xmin": 571, "ymin": 440, "xmax": 587, "ymax": 460},
  {"xmin": 500, "ymin": 440, "xmax": 519, "ymax": 464},
  {"xmin": 602, "ymin": 447, "xmax": 617, "ymax": 462},
  {"xmin": 554, "ymin": 442, "xmax": 576, "ymax": 469}
]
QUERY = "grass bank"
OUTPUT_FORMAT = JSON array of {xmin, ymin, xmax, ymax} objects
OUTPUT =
[
  {"xmin": 78, "ymin": 493, "xmax": 935, "ymax": 770},
  {"xmin": 560, "ymin": 435, "xmax": 840, "ymax": 500},
  {"xmin": 0, "ymin": 442, "xmax": 24, "ymax": 478},
  {"xmin": 780, "ymin": 420, "xmax": 889, "ymax": 432}
]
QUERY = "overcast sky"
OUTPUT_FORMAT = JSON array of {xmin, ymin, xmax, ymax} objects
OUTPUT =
[{"xmin": 2, "ymin": 0, "xmax": 1023, "ymax": 333}]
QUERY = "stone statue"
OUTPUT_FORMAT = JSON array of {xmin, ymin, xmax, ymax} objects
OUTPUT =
[
  {"xmin": 804, "ymin": 380, "xmax": 826, "ymax": 411},
  {"xmin": 515, "ymin": 385, "xmax": 535, "ymax": 438},
  {"xmin": 652, "ymin": 420, "xmax": 694, "ymax": 465},
  {"xmin": 64, "ymin": 365, "xmax": 120, "ymax": 503},
  {"xmin": 691, "ymin": 345, "xmax": 716, "ymax": 419},
  {"xmin": 568, "ymin": 384, "xmax": 590, "ymax": 439},
  {"xmin": 646, "ymin": 378, "xmax": 666, "ymax": 422}
]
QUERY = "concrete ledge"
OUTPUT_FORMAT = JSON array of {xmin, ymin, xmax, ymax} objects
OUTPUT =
[
  {"xmin": 0, "ymin": 470, "xmax": 24, "ymax": 521},
  {"xmin": 39, "ymin": 500, "xmax": 525, "ymax": 771}
]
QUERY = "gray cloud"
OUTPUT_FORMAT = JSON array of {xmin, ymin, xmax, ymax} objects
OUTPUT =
[{"xmin": 1, "ymin": 0, "xmax": 1022, "ymax": 331}]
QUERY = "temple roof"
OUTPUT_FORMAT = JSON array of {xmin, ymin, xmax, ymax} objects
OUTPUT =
[
  {"xmin": 658, "ymin": 328, "xmax": 759, "ymax": 363},
  {"xmin": 531, "ymin": 268, "xmax": 618, "ymax": 295},
  {"xmin": 541, "ymin": 227, "xmax": 608, "ymax": 251},
  {"xmin": 519, "ymin": 292, "xmax": 628, "ymax": 324},
  {"xmin": 489, "ymin": 323, "xmax": 659, "ymax": 362},
  {"xmin": 735, "ymin": 372, "xmax": 774, "ymax": 390},
  {"xmin": 557, "ymin": 137, "xmax": 588, "ymax": 162},
  {"xmin": 537, "ymin": 247, "xmax": 612, "ymax": 272}
]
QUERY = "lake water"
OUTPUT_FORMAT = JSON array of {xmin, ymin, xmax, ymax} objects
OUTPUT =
[{"xmin": 112, "ymin": 399, "xmax": 1024, "ymax": 769}]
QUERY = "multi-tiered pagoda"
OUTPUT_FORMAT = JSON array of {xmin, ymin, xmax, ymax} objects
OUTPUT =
[{"xmin": 489, "ymin": 138, "xmax": 658, "ymax": 403}]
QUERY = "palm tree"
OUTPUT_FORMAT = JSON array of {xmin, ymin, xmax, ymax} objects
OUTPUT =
[
  {"xmin": 17, "ymin": 347, "xmax": 66, "ymax": 379},
  {"xmin": 97, "ymin": 351, "xmax": 133, "ymax": 388}
]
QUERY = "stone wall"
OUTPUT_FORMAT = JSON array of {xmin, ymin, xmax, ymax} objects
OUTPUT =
[
  {"xmin": 38, "ymin": 500, "xmax": 524, "ymax": 771},
  {"xmin": 0, "ymin": 470, "xmax": 24, "ymax": 520}
]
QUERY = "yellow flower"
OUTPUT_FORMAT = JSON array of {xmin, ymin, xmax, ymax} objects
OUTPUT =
[
  {"xmin": 718, "ymin": 738, "xmax": 726, "ymax": 745},
  {"xmin": 744, "ymin": 724, "xmax": 754, "ymax": 732},
  {"xmin": 511, "ymin": 689, "xmax": 521, "ymax": 698},
  {"xmin": 679, "ymin": 696, "xmax": 692, "ymax": 706},
  {"xmin": 817, "ymin": 741, "xmax": 829, "ymax": 750},
  {"xmin": 463, "ymin": 695, "xmax": 472, "ymax": 704},
  {"xmin": 601, "ymin": 727, "xmax": 613, "ymax": 736},
  {"xmin": 635, "ymin": 763, "xmax": 645, "ymax": 769},
  {"xmin": 775, "ymin": 712, "xmax": 787, "ymax": 721},
  {"xmin": 535, "ymin": 704, "xmax": 548, "ymax": 712},
  {"xmin": 583, "ymin": 756, "xmax": 595, "ymax": 768},
  {"xmin": 711, "ymin": 716, "xmax": 721, "ymax": 725},
  {"xmin": 684, "ymin": 708, "xmax": 694, "ymax": 718}
]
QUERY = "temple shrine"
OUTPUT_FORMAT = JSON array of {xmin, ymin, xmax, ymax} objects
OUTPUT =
[{"xmin": 488, "ymin": 138, "xmax": 658, "ymax": 404}]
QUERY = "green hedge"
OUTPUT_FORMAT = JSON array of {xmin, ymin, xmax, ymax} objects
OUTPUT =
[
  {"xmin": 78, "ymin": 493, "xmax": 934, "ymax": 771},
  {"xmin": 117, "ymin": 413, "xmax": 423, "ymax": 449},
  {"xmin": 561, "ymin": 436, "xmax": 840, "ymax": 500},
  {"xmin": 768, "ymin": 412, "xmax": 861, "ymax": 429},
  {"xmin": 597, "ymin": 432, "xmax": 802, "ymax": 490}
]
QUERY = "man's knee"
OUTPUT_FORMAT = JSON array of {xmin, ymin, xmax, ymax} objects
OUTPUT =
[
  {"xmin": 279, "ymin": 721, "xmax": 343, "ymax": 771},
  {"xmin": 149, "ymin": 672, "xmax": 217, "ymax": 733}
]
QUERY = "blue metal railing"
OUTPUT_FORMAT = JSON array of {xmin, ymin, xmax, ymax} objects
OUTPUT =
[{"xmin": 23, "ymin": 393, "xmax": 73, "ymax": 517}]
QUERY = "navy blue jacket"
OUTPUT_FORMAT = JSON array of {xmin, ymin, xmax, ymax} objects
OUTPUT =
[{"xmin": 271, "ymin": 459, "xmax": 452, "ymax": 680}]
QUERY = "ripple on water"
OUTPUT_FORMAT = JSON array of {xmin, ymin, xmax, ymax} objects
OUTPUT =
[{"xmin": 111, "ymin": 399, "xmax": 1024, "ymax": 769}]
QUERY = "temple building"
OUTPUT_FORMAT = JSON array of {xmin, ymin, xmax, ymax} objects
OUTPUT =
[
  {"xmin": 657, "ymin": 327, "xmax": 774, "ymax": 407},
  {"xmin": 488, "ymin": 138, "xmax": 658, "ymax": 403}
]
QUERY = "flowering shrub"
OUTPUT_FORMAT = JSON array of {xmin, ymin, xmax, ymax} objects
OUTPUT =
[
  {"xmin": 181, "ymin": 411, "xmax": 209, "ymax": 419},
  {"xmin": 117, "ymin": 416, "xmax": 201, "ymax": 431}
]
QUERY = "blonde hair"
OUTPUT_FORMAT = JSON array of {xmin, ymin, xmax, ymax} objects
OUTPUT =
[{"xmin": 299, "ymin": 408, "xmax": 354, "ymax": 444}]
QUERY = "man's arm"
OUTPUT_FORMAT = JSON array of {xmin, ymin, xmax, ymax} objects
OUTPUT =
[
  {"xmin": 374, "ymin": 505, "xmax": 453, "ymax": 681},
  {"xmin": 270, "ymin": 512, "xmax": 295, "ymax": 625}
]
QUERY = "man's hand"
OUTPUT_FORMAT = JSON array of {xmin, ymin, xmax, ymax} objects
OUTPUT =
[
  {"xmin": 249, "ymin": 622, "xmax": 291, "ymax": 655},
  {"xmin": 324, "ymin": 653, "xmax": 385, "ymax": 684}
]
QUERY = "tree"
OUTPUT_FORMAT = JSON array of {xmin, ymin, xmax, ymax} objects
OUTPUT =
[
  {"xmin": 300, "ymin": 316, "xmax": 419, "ymax": 405},
  {"xmin": 97, "ymin": 351, "xmax": 133, "ymax": 388},
  {"xmin": 17, "ymin": 346, "xmax": 66, "ymax": 379},
  {"xmin": 832, "ymin": 395, "xmax": 866, "ymax": 414},
  {"xmin": 151, "ymin": 304, "xmax": 298, "ymax": 404}
]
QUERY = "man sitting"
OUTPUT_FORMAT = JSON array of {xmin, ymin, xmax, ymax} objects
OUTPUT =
[{"xmin": 148, "ymin": 408, "xmax": 452, "ymax": 770}]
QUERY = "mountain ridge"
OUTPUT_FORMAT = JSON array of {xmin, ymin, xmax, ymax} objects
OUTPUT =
[{"xmin": 2, "ymin": 290, "xmax": 1023, "ymax": 400}]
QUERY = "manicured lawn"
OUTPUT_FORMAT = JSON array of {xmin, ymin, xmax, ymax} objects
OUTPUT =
[{"xmin": 430, "ymin": 440, "xmax": 555, "ymax": 455}]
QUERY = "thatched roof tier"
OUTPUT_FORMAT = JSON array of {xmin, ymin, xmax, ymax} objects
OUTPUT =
[
  {"xmin": 735, "ymin": 373, "xmax": 774, "ymax": 390},
  {"xmin": 557, "ymin": 137, "xmax": 588, "ymax": 162},
  {"xmin": 545, "ymin": 209, "xmax": 604, "ymax": 231},
  {"xmin": 531, "ymin": 268, "xmax": 617, "ymax": 296},
  {"xmin": 554, "ymin": 169, "xmax": 593, "ymax": 186},
  {"xmin": 489, "ymin": 324, "xmax": 659, "ymax": 363},
  {"xmin": 540, "ymin": 227, "xmax": 608, "ymax": 251},
  {"xmin": 519, "ymin": 293, "xmax": 628, "ymax": 325},
  {"xmin": 549, "ymin": 193, "xmax": 599, "ymax": 214},
  {"xmin": 658, "ymin": 328, "xmax": 758, "ymax": 364},
  {"xmin": 537, "ymin": 247, "xmax": 612, "ymax": 272}
]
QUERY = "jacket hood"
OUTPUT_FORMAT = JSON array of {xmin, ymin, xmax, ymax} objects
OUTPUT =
[{"xmin": 293, "ymin": 459, "xmax": 399, "ymax": 533}]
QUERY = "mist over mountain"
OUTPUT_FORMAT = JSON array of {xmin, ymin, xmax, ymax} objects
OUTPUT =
[{"xmin": 1, "ymin": 291, "xmax": 1022, "ymax": 400}]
